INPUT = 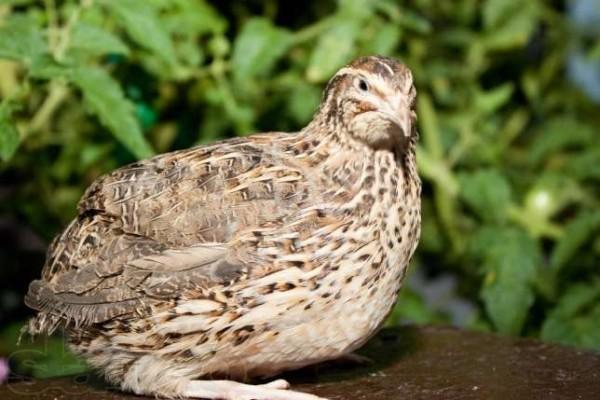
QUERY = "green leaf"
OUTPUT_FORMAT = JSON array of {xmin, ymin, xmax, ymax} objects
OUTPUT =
[
  {"xmin": 0, "ymin": 15, "xmax": 47, "ymax": 64},
  {"xmin": 566, "ymin": 147, "xmax": 600, "ymax": 180},
  {"xmin": 165, "ymin": 0, "xmax": 226, "ymax": 35},
  {"xmin": 482, "ymin": 0, "xmax": 519, "ymax": 29},
  {"xmin": 69, "ymin": 22, "xmax": 130, "ymax": 57},
  {"xmin": 418, "ymin": 199, "xmax": 445, "ymax": 253},
  {"xmin": 0, "ymin": 0, "xmax": 36, "ymax": 5},
  {"xmin": 481, "ymin": 1, "xmax": 538, "ymax": 50},
  {"xmin": 103, "ymin": 0, "xmax": 177, "ymax": 66},
  {"xmin": 551, "ymin": 210, "xmax": 600, "ymax": 271},
  {"xmin": 338, "ymin": 0, "xmax": 376, "ymax": 18},
  {"xmin": 398, "ymin": 9, "xmax": 432, "ymax": 34},
  {"xmin": 287, "ymin": 81, "xmax": 321, "ymax": 124},
  {"xmin": 473, "ymin": 83, "xmax": 514, "ymax": 114},
  {"xmin": 231, "ymin": 18, "xmax": 292, "ymax": 80},
  {"xmin": 529, "ymin": 117, "xmax": 595, "ymax": 165},
  {"xmin": 417, "ymin": 93, "xmax": 444, "ymax": 160},
  {"xmin": 458, "ymin": 169, "xmax": 512, "ymax": 223},
  {"xmin": 590, "ymin": 38, "xmax": 600, "ymax": 60},
  {"xmin": 389, "ymin": 287, "xmax": 448, "ymax": 326},
  {"xmin": 364, "ymin": 24, "xmax": 402, "ymax": 55},
  {"xmin": 70, "ymin": 67, "xmax": 153, "ymax": 159},
  {"xmin": 0, "ymin": 101, "xmax": 21, "ymax": 161},
  {"xmin": 28, "ymin": 54, "xmax": 72, "ymax": 80},
  {"xmin": 541, "ymin": 280, "xmax": 600, "ymax": 349},
  {"xmin": 306, "ymin": 19, "xmax": 360, "ymax": 82},
  {"xmin": 474, "ymin": 227, "xmax": 540, "ymax": 334}
]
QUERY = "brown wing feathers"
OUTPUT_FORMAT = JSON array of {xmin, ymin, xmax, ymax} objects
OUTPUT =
[{"xmin": 25, "ymin": 136, "xmax": 314, "ymax": 333}]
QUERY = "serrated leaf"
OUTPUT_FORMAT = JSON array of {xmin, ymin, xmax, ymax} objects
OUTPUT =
[
  {"xmin": 0, "ymin": 101, "xmax": 21, "ymax": 161},
  {"xmin": 0, "ymin": 15, "xmax": 47, "ymax": 64},
  {"xmin": 306, "ymin": 19, "xmax": 359, "ymax": 82},
  {"xmin": 70, "ymin": 67, "xmax": 153, "ymax": 159},
  {"xmin": 551, "ymin": 210, "xmax": 600, "ymax": 271},
  {"xmin": 458, "ymin": 169, "xmax": 512, "ymax": 223},
  {"xmin": 69, "ymin": 22, "xmax": 130, "ymax": 57},
  {"xmin": 541, "ymin": 280, "xmax": 600, "ymax": 349},
  {"xmin": 103, "ymin": 0, "xmax": 177, "ymax": 66},
  {"xmin": 474, "ymin": 227, "xmax": 540, "ymax": 334},
  {"xmin": 231, "ymin": 18, "xmax": 291, "ymax": 80}
]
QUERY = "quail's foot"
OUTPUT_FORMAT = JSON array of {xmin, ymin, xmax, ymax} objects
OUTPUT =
[{"xmin": 184, "ymin": 379, "xmax": 327, "ymax": 400}]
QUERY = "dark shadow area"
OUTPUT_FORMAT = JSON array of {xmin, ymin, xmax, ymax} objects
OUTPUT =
[{"xmin": 282, "ymin": 326, "xmax": 420, "ymax": 385}]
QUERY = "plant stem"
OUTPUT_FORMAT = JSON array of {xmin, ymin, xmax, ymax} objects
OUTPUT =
[
  {"xmin": 28, "ymin": 81, "xmax": 69, "ymax": 134},
  {"xmin": 43, "ymin": 0, "xmax": 59, "ymax": 50},
  {"xmin": 54, "ymin": 3, "xmax": 83, "ymax": 62},
  {"xmin": 30, "ymin": 1, "xmax": 87, "ymax": 135},
  {"xmin": 290, "ymin": 16, "xmax": 337, "ymax": 45}
]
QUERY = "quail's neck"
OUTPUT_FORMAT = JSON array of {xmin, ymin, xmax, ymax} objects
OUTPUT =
[
  {"xmin": 298, "ymin": 115, "xmax": 417, "ymax": 170},
  {"xmin": 291, "ymin": 117, "xmax": 420, "ymax": 214}
]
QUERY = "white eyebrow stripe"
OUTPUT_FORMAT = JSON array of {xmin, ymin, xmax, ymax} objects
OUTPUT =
[
  {"xmin": 378, "ymin": 60, "xmax": 395, "ymax": 76},
  {"xmin": 335, "ymin": 63, "xmax": 397, "ymax": 85},
  {"xmin": 334, "ymin": 67, "xmax": 388, "ymax": 86},
  {"xmin": 333, "ymin": 66, "xmax": 395, "ymax": 97},
  {"xmin": 334, "ymin": 67, "xmax": 362, "ymax": 77}
]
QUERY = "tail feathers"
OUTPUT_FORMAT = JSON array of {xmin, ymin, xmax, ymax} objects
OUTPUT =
[
  {"xmin": 24, "ymin": 279, "xmax": 141, "ymax": 332},
  {"xmin": 23, "ymin": 280, "xmax": 63, "ymax": 336}
]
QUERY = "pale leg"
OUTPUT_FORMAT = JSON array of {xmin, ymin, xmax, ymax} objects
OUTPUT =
[{"xmin": 184, "ymin": 379, "xmax": 328, "ymax": 400}]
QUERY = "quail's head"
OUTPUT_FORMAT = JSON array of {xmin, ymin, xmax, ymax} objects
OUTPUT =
[{"xmin": 319, "ymin": 55, "xmax": 417, "ymax": 151}]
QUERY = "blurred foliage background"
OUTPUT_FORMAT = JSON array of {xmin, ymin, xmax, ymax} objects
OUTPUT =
[{"xmin": 0, "ymin": 0, "xmax": 599, "ymax": 380}]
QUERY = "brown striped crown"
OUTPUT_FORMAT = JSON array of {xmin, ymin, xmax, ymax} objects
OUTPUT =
[{"xmin": 314, "ymin": 55, "xmax": 417, "ymax": 152}]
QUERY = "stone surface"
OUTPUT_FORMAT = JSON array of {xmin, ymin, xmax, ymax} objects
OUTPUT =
[{"xmin": 2, "ymin": 325, "xmax": 599, "ymax": 399}]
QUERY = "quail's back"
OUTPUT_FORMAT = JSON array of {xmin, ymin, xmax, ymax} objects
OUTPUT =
[{"xmin": 25, "ymin": 56, "xmax": 421, "ymax": 400}]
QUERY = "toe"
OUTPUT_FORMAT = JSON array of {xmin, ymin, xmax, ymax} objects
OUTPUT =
[
  {"xmin": 184, "ymin": 379, "xmax": 327, "ymax": 400},
  {"xmin": 260, "ymin": 379, "xmax": 290, "ymax": 389},
  {"xmin": 236, "ymin": 384, "xmax": 326, "ymax": 400}
]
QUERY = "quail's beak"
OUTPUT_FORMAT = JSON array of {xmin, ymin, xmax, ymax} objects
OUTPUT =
[
  {"xmin": 377, "ymin": 97, "xmax": 412, "ymax": 142},
  {"xmin": 378, "ymin": 93, "xmax": 412, "ymax": 140},
  {"xmin": 378, "ymin": 110, "xmax": 411, "ymax": 139}
]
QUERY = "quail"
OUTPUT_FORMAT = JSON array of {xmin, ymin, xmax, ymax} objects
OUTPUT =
[{"xmin": 25, "ymin": 55, "xmax": 421, "ymax": 400}]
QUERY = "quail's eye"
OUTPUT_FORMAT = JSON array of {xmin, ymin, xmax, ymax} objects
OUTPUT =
[{"xmin": 357, "ymin": 78, "xmax": 369, "ymax": 92}]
